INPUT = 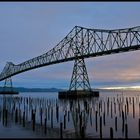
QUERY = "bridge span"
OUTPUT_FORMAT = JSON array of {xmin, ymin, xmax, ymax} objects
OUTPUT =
[{"xmin": 0, "ymin": 26, "xmax": 140, "ymax": 96}]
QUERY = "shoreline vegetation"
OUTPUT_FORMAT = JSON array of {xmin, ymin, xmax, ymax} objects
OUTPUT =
[
  {"xmin": 0, "ymin": 87, "xmax": 62, "ymax": 92},
  {"xmin": 0, "ymin": 87, "xmax": 140, "ymax": 92}
]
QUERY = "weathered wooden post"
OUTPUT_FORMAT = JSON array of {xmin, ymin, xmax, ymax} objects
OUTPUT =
[
  {"xmin": 60, "ymin": 122, "xmax": 63, "ymax": 138},
  {"xmin": 81, "ymin": 126, "xmax": 85, "ymax": 138},
  {"xmin": 40, "ymin": 107, "xmax": 43, "ymax": 126},
  {"xmin": 107, "ymin": 97, "xmax": 109, "ymax": 116},
  {"xmin": 133, "ymin": 97, "xmax": 135, "ymax": 118},
  {"xmin": 110, "ymin": 127, "xmax": 113, "ymax": 139},
  {"xmin": 32, "ymin": 111, "xmax": 35, "ymax": 131},
  {"xmin": 56, "ymin": 105, "xmax": 59, "ymax": 122},
  {"xmin": 139, "ymin": 118, "xmax": 140, "ymax": 135},
  {"xmin": 122, "ymin": 110, "xmax": 124, "ymax": 133},
  {"xmin": 111, "ymin": 101, "xmax": 113, "ymax": 118},
  {"xmin": 90, "ymin": 108, "xmax": 92, "ymax": 126},
  {"xmin": 95, "ymin": 111, "xmax": 98, "ymax": 131},
  {"xmin": 68, "ymin": 110, "xmax": 70, "ymax": 122},
  {"xmin": 44, "ymin": 118, "xmax": 47, "ymax": 134},
  {"xmin": 100, "ymin": 116, "xmax": 102, "ymax": 139},
  {"xmin": 115, "ymin": 116, "xmax": 117, "ymax": 132},
  {"xmin": 5, "ymin": 109, "xmax": 8, "ymax": 126},
  {"xmin": 103, "ymin": 112, "xmax": 105, "ymax": 126},
  {"xmin": 23, "ymin": 111, "xmax": 25, "ymax": 127},
  {"xmin": 51, "ymin": 108, "xmax": 53, "ymax": 128},
  {"xmin": 114, "ymin": 102, "xmax": 116, "ymax": 114},
  {"xmin": 15, "ymin": 108, "xmax": 18, "ymax": 123},
  {"xmin": 125, "ymin": 123, "xmax": 128, "ymax": 139}
]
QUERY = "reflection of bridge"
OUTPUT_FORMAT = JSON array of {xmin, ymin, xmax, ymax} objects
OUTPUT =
[
  {"xmin": 0, "ymin": 26, "xmax": 140, "ymax": 94},
  {"xmin": 60, "ymin": 97, "xmax": 98, "ymax": 138}
]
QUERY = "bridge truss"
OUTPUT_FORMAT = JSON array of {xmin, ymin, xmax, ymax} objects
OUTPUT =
[{"xmin": 0, "ymin": 26, "xmax": 140, "ymax": 91}]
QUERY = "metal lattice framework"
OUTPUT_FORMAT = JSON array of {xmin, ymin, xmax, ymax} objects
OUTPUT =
[
  {"xmin": 69, "ymin": 58, "xmax": 91, "ymax": 91},
  {"xmin": 1, "ymin": 26, "xmax": 140, "ymax": 81},
  {"xmin": 3, "ymin": 77, "xmax": 13, "ymax": 91}
]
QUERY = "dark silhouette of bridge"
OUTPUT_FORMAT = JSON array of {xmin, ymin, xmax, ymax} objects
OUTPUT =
[{"xmin": 0, "ymin": 26, "xmax": 140, "ymax": 95}]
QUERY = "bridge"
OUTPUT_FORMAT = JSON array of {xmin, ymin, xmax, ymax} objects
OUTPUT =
[{"xmin": 0, "ymin": 26, "xmax": 140, "ymax": 96}]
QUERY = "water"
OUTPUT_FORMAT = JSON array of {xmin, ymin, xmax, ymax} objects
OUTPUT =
[{"xmin": 0, "ymin": 90, "xmax": 140, "ymax": 138}]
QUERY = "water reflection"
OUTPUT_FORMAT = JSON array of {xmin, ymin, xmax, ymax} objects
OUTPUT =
[
  {"xmin": 0, "ymin": 92, "xmax": 140, "ymax": 138},
  {"xmin": 59, "ymin": 97, "xmax": 99, "ymax": 138}
]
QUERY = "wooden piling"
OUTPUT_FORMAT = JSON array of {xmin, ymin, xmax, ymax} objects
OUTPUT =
[
  {"xmin": 119, "ymin": 103, "xmax": 121, "ymax": 117},
  {"xmin": 56, "ymin": 105, "xmax": 59, "ymax": 122},
  {"xmin": 126, "ymin": 97, "xmax": 129, "ymax": 114},
  {"xmin": 133, "ymin": 97, "xmax": 135, "ymax": 118},
  {"xmin": 122, "ymin": 110, "xmax": 124, "ymax": 133},
  {"xmin": 45, "ymin": 108, "xmax": 47, "ymax": 122},
  {"xmin": 107, "ymin": 97, "xmax": 109, "ymax": 116},
  {"xmin": 139, "ymin": 103, "xmax": 140, "ymax": 117},
  {"xmin": 2, "ymin": 108, "xmax": 5, "ymax": 125},
  {"xmin": 104, "ymin": 101, "xmax": 106, "ymax": 114},
  {"xmin": 125, "ymin": 123, "xmax": 128, "ymax": 139},
  {"xmin": 90, "ymin": 109, "xmax": 92, "ymax": 126},
  {"xmin": 48, "ymin": 106, "xmax": 50, "ymax": 121},
  {"xmin": 100, "ymin": 116, "xmax": 102, "ymax": 139},
  {"xmin": 68, "ymin": 110, "xmax": 70, "ymax": 122},
  {"xmin": 115, "ymin": 116, "xmax": 117, "ymax": 131},
  {"xmin": 40, "ymin": 108, "xmax": 42, "ymax": 126},
  {"xmin": 5, "ymin": 109, "xmax": 7, "ymax": 126},
  {"xmin": 110, "ymin": 127, "xmax": 113, "ymax": 139},
  {"xmin": 19, "ymin": 109, "xmax": 21, "ymax": 124},
  {"xmin": 0, "ymin": 106, "xmax": 1, "ymax": 122},
  {"xmin": 125, "ymin": 105, "xmax": 127, "ymax": 120},
  {"xmin": 139, "ymin": 118, "xmax": 140, "ymax": 135},
  {"xmin": 44, "ymin": 118, "xmax": 47, "ymax": 134},
  {"xmin": 15, "ymin": 108, "xmax": 18, "ymax": 123},
  {"xmin": 79, "ymin": 113, "xmax": 82, "ymax": 131},
  {"xmin": 114, "ymin": 102, "xmax": 116, "ymax": 114},
  {"xmin": 32, "ymin": 112, "xmax": 35, "ymax": 131},
  {"xmin": 26, "ymin": 106, "xmax": 28, "ymax": 121},
  {"xmin": 103, "ymin": 112, "xmax": 105, "ymax": 126},
  {"xmin": 95, "ymin": 111, "xmax": 98, "ymax": 131},
  {"xmin": 98, "ymin": 102, "xmax": 100, "ymax": 117},
  {"xmin": 23, "ymin": 111, "xmax": 25, "ymax": 127},
  {"xmin": 81, "ymin": 126, "xmax": 85, "ymax": 138},
  {"xmin": 51, "ymin": 108, "xmax": 53, "ymax": 128},
  {"xmin": 111, "ymin": 101, "xmax": 113, "ymax": 118},
  {"xmin": 60, "ymin": 122, "xmax": 63, "ymax": 138},
  {"xmin": 64, "ymin": 113, "xmax": 66, "ymax": 129},
  {"xmin": 31, "ymin": 109, "xmax": 33, "ymax": 121}
]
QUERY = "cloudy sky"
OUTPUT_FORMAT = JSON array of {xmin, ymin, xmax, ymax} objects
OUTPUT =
[{"xmin": 0, "ymin": 2, "xmax": 140, "ymax": 89}]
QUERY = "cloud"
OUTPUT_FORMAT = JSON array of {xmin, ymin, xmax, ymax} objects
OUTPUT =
[{"xmin": 0, "ymin": 2, "xmax": 140, "ymax": 88}]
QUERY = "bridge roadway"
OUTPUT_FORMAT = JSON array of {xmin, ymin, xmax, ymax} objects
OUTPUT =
[{"xmin": 0, "ymin": 26, "xmax": 140, "ymax": 81}]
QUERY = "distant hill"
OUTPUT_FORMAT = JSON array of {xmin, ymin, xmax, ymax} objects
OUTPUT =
[{"xmin": 0, "ymin": 87, "xmax": 63, "ymax": 92}]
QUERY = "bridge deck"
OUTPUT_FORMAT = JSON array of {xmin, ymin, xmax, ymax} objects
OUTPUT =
[{"xmin": 0, "ymin": 26, "xmax": 140, "ymax": 81}]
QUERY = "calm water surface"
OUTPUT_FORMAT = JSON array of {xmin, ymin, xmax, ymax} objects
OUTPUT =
[{"xmin": 0, "ymin": 90, "xmax": 140, "ymax": 138}]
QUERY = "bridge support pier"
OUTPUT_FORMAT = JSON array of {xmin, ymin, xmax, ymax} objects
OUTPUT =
[
  {"xmin": 58, "ymin": 58, "xmax": 99, "ymax": 99},
  {"xmin": 0, "ymin": 77, "xmax": 18, "ymax": 95}
]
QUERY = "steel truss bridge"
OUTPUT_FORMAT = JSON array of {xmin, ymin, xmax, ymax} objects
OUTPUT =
[{"xmin": 1, "ymin": 26, "xmax": 140, "ymax": 91}]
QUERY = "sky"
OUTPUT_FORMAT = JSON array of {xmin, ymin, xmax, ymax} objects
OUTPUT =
[{"xmin": 0, "ymin": 2, "xmax": 140, "ymax": 89}]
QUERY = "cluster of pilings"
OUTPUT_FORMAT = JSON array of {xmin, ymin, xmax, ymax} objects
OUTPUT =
[
  {"xmin": 0, "ymin": 93, "xmax": 140, "ymax": 138},
  {"xmin": 0, "ymin": 95, "xmax": 77, "ymax": 138},
  {"xmin": 85, "ymin": 93, "xmax": 140, "ymax": 138}
]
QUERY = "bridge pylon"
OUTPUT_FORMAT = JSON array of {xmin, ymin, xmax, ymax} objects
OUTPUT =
[
  {"xmin": 69, "ymin": 58, "xmax": 91, "ymax": 91},
  {"xmin": 59, "ymin": 58, "xmax": 99, "ymax": 99},
  {"xmin": 0, "ymin": 77, "xmax": 18, "ymax": 95},
  {"xmin": 3, "ymin": 77, "xmax": 13, "ymax": 92}
]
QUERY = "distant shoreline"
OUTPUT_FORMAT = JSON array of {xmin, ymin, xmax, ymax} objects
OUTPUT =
[
  {"xmin": 0, "ymin": 87, "xmax": 62, "ymax": 92},
  {"xmin": 0, "ymin": 87, "xmax": 140, "ymax": 92},
  {"xmin": 98, "ymin": 88, "xmax": 140, "ymax": 92}
]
